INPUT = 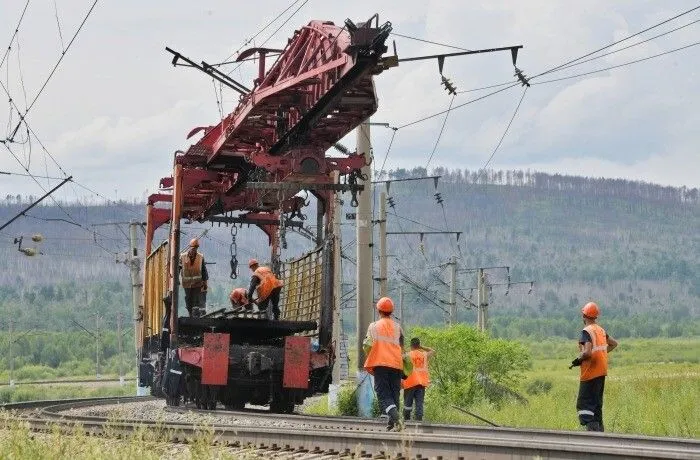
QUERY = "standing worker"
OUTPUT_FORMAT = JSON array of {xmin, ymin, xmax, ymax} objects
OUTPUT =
[
  {"xmin": 569, "ymin": 302, "xmax": 618, "ymax": 432},
  {"xmin": 363, "ymin": 297, "xmax": 405, "ymax": 431},
  {"xmin": 402, "ymin": 337, "xmax": 435, "ymax": 422},
  {"xmin": 246, "ymin": 259, "xmax": 284, "ymax": 320},
  {"xmin": 180, "ymin": 239, "xmax": 208, "ymax": 317}
]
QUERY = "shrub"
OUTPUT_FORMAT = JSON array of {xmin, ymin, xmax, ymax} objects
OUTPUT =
[
  {"xmin": 526, "ymin": 378, "xmax": 553, "ymax": 396},
  {"xmin": 336, "ymin": 383, "xmax": 380, "ymax": 417},
  {"xmin": 409, "ymin": 324, "xmax": 531, "ymax": 408}
]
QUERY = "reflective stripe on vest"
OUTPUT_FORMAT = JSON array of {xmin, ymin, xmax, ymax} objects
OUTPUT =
[
  {"xmin": 402, "ymin": 349, "xmax": 430, "ymax": 389},
  {"xmin": 580, "ymin": 323, "xmax": 608, "ymax": 381},
  {"xmin": 180, "ymin": 253, "xmax": 203, "ymax": 288},
  {"xmin": 363, "ymin": 317, "xmax": 403, "ymax": 373},
  {"xmin": 253, "ymin": 266, "xmax": 283, "ymax": 301}
]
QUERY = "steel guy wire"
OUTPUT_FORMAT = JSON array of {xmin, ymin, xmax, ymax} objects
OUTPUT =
[
  {"xmin": 391, "ymin": 32, "xmax": 472, "ymax": 52},
  {"xmin": 461, "ymin": 86, "xmax": 528, "ymax": 197},
  {"xmin": 424, "ymin": 93, "xmax": 456, "ymax": 172},
  {"xmin": 52, "ymin": 0, "xmax": 66, "ymax": 51}
]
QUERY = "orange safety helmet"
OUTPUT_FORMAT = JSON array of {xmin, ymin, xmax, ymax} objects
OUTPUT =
[
  {"xmin": 376, "ymin": 297, "xmax": 394, "ymax": 314},
  {"xmin": 189, "ymin": 238, "xmax": 199, "ymax": 248},
  {"xmin": 581, "ymin": 302, "xmax": 600, "ymax": 319},
  {"xmin": 248, "ymin": 258, "xmax": 259, "ymax": 268}
]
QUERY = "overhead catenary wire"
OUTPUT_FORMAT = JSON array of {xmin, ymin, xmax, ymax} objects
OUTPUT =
[
  {"xmin": 547, "ymin": 17, "xmax": 700, "ymax": 75},
  {"xmin": 219, "ymin": 0, "xmax": 307, "ymax": 65},
  {"xmin": 0, "ymin": 0, "xmax": 31, "ymax": 71},
  {"xmin": 7, "ymin": 0, "xmax": 100, "ymax": 141},
  {"xmin": 531, "ymin": 41, "xmax": 700, "ymax": 86},
  {"xmin": 531, "ymin": 4, "xmax": 700, "ymax": 79},
  {"xmin": 225, "ymin": 0, "xmax": 310, "ymax": 77}
]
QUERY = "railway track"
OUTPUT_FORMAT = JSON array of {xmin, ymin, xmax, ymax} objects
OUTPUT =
[{"xmin": 2, "ymin": 397, "xmax": 699, "ymax": 459}]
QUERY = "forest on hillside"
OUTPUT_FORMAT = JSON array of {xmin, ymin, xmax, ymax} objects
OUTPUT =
[{"xmin": 1, "ymin": 169, "xmax": 698, "ymax": 343}]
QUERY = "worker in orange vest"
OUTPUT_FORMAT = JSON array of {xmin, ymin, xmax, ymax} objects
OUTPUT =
[
  {"xmin": 402, "ymin": 337, "xmax": 435, "ymax": 421},
  {"xmin": 229, "ymin": 287, "xmax": 248, "ymax": 309},
  {"xmin": 363, "ymin": 297, "xmax": 405, "ymax": 431},
  {"xmin": 179, "ymin": 239, "xmax": 208, "ymax": 317},
  {"xmin": 569, "ymin": 302, "xmax": 618, "ymax": 432},
  {"xmin": 246, "ymin": 259, "xmax": 284, "ymax": 320}
]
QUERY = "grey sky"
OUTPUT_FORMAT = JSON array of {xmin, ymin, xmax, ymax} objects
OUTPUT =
[{"xmin": 1, "ymin": 0, "xmax": 698, "ymax": 203}]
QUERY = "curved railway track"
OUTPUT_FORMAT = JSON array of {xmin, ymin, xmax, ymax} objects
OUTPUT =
[{"xmin": 2, "ymin": 397, "xmax": 699, "ymax": 459}]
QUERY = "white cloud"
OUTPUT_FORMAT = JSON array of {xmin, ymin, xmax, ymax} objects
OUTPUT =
[{"xmin": 0, "ymin": 0, "xmax": 698, "ymax": 199}]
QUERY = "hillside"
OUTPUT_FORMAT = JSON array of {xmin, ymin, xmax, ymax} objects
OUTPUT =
[{"xmin": 0, "ymin": 169, "xmax": 698, "ymax": 338}]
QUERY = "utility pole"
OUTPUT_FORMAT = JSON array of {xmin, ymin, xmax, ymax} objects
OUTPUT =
[
  {"xmin": 117, "ymin": 311, "xmax": 124, "ymax": 385},
  {"xmin": 128, "ymin": 219, "xmax": 145, "ymax": 395},
  {"xmin": 329, "ymin": 172, "xmax": 343, "ymax": 411},
  {"xmin": 8, "ymin": 320, "xmax": 13, "ymax": 387},
  {"xmin": 477, "ymin": 268, "xmax": 488, "ymax": 332},
  {"xmin": 95, "ymin": 314, "xmax": 101, "ymax": 379},
  {"xmin": 332, "ymin": 175, "xmax": 342, "ymax": 382},
  {"xmin": 398, "ymin": 283, "xmax": 404, "ymax": 329},
  {"xmin": 448, "ymin": 256, "xmax": 457, "ymax": 325},
  {"xmin": 355, "ymin": 120, "xmax": 374, "ymax": 417},
  {"xmin": 378, "ymin": 191, "xmax": 388, "ymax": 298}
]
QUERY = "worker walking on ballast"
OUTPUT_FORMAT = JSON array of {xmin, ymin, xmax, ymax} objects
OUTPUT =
[
  {"xmin": 246, "ymin": 259, "xmax": 284, "ymax": 320},
  {"xmin": 402, "ymin": 337, "xmax": 435, "ymax": 421},
  {"xmin": 180, "ymin": 239, "xmax": 208, "ymax": 317},
  {"xmin": 569, "ymin": 301, "xmax": 618, "ymax": 432},
  {"xmin": 363, "ymin": 297, "xmax": 405, "ymax": 431}
]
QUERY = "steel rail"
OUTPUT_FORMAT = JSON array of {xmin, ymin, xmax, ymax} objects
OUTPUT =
[{"xmin": 2, "ymin": 397, "xmax": 699, "ymax": 459}]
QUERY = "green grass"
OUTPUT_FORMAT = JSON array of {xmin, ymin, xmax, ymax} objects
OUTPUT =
[
  {"xmin": 0, "ymin": 383, "xmax": 136, "ymax": 404},
  {"xmin": 307, "ymin": 337, "xmax": 700, "ymax": 438}
]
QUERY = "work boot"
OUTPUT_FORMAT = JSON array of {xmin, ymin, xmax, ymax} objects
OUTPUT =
[
  {"xmin": 387, "ymin": 407, "xmax": 402, "ymax": 431},
  {"xmin": 586, "ymin": 421, "xmax": 602, "ymax": 432}
]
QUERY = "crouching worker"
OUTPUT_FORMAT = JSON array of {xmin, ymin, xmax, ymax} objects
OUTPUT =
[
  {"xmin": 229, "ymin": 287, "xmax": 249, "ymax": 310},
  {"xmin": 363, "ymin": 297, "xmax": 405, "ymax": 431},
  {"xmin": 402, "ymin": 337, "xmax": 435, "ymax": 421},
  {"xmin": 246, "ymin": 259, "xmax": 284, "ymax": 320}
]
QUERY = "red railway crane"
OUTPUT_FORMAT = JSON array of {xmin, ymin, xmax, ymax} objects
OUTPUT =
[{"xmin": 143, "ymin": 15, "xmax": 395, "ymax": 346}]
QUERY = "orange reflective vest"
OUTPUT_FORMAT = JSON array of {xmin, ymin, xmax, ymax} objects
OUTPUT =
[
  {"xmin": 580, "ymin": 323, "xmax": 608, "ymax": 381},
  {"xmin": 253, "ymin": 266, "xmax": 283, "ymax": 301},
  {"xmin": 180, "ymin": 253, "xmax": 203, "ymax": 288},
  {"xmin": 363, "ymin": 317, "xmax": 403, "ymax": 374},
  {"xmin": 402, "ymin": 349, "xmax": 430, "ymax": 389}
]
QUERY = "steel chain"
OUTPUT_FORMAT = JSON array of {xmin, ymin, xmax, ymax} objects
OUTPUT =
[{"xmin": 229, "ymin": 225, "xmax": 238, "ymax": 279}]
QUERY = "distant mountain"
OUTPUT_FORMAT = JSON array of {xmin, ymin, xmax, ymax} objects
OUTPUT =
[{"xmin": 1, "ymin": 169, "xmax": 698, "ymax": 335}]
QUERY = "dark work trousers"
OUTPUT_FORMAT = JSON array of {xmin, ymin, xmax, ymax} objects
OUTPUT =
[
  {"xmin": 403, "ymin": 385, "xmax": 426, "ymax": 421},
  {"xmin": 258, "ymin": 286, "xmax": 282, "ymax": 320},
  {"xmin": 577, "ymin": 375, "xmax": 605, "ymax": 431},
  {"xmin": 184, "ymin": 287, "xmax": 206, "ymax": 317},
  {"xmin": 373, "ymin": 366, "xmax": 402, "ymax": 423}
]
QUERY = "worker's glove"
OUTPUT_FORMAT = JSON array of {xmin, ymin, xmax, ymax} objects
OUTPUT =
[
  {"xmin": 569, "ymin": 357, "xmax": 582, "ymax": 369},
  {"xmin": 201, "ymin": 282, "xmax": 208, "ymax": 292}
]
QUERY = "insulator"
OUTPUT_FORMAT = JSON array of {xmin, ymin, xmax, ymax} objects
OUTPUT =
[
  {"xmin": 434, "ymin": 193, "xmax": 443, "ymax": 205},
  {"xmin": 31, "ymin": 234, "xmax": 43, "ymax": 242}
]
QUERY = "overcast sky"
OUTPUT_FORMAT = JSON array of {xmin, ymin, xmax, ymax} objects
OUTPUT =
[{"xmin": 1, "ymin": 0, "xmax": 698, "ymax": 203}]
